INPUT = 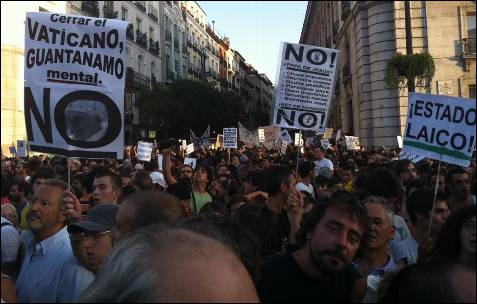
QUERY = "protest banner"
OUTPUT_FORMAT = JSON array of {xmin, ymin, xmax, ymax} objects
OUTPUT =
[
  {"xmin": 403, "ymin": 93, "xmax": 476, "ymax": 167},
  {"xmin": 280, "ymin": 140, "xmax": 288, "ymax": 155},
  {"xmin": 24, "ymin": 12, "xmax": 127, "ymax": 159},
  {"xmin": 294, "ymin": 132, "xmax": 303, "ymax": 146},
  {"xmin": 279, "ymin": 129, "xmax": 293, "ymax": 145},
  {"xmin": 238, "ymin": 122, "xmax": 259, "ymax": 148},
  {"xmin": 17, "ymin": 140, "xmax": 27, "ymax": 157},
  {"xmin": 399, "ymin": 150, "xmax": 425, "ymax": 163},
  {"xmin": 397, "ymin": 136, "xmax": 403, "ymax": 149},
  {"xmin": 258, "ymin": 128, "xmax": 265, "ymax": 143},
  {"xmin": 336, "ymin": 129, "xmax": 342, "ymax": 141},
  {"xmin": 157, "ymin": 154, "xmax": 163, "ymax": 171},
  {"xmin": 345, "ymin": 136, "xmax": 360, "ymax": 150},
  {"xmin": 137, "ymin": 141, "xmax": 153, "ymax": 162},
  {"xmin": 190, "ymin": 125, "xmax": 210, "ymax": 150},
  {"xmin": 320, "ymin": 139, "xmax": 331, "ymax": 150},
  {"xmin": 184, "ymin": 157, "xmax": 197, "ymax": 169},
  {"xmin": 262, "ymin": 126, "xmax": 280, "ymax": 150},
  {"xmin": 272, "ymin": 42, "xmax": 339, "ymax": 133},
  {"xmin": 223, "ymin": 128, "xmax": 238, "ymax": 149},
  {"xmin": 185, "ymin": 143, "xmax": 195, "ymax": 155},
  {"xmin": 323, "ymin": 128, "xmax": 333, "ymax": 139}
]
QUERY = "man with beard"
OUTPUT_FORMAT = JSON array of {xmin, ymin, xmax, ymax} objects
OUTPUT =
[
  {"xmin": 447, "ymin": 167, "xmax": 475, "ymax": 210},
  {"xmin": 256, "ymin": 192, "xmax": 368, "ymax": 302}
]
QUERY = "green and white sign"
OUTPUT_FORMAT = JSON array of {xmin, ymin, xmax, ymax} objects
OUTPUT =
[{"xmin": 403, "ymin": 93, "xmax": 476, "ymax": 167}]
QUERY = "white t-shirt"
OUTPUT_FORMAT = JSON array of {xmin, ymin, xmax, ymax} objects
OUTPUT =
[
  {"xmin": 296, "ymin": 182, "xmax": 315, "ymax": 198},
  {"xmin": 1, "ymin": 217, "xmax": 20, "ymax": 263},
  {"xmin": 315, "ymin": 158, "xmax": 334, "ymax": 176}
]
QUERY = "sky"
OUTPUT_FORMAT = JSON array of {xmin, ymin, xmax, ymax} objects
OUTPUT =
[{"xmin": 197, "ymin": 1, "xmax": 308, "ymax": 86}]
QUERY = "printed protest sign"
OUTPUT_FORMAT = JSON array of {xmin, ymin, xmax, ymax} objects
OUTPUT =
[
  {"xmin": 294, "ymin": 133, "xmax": 303, "ymax": 146},
  {"xmin": 273, "ymin": 42, "xmax": 339, "ymax": 132},
  {"xmin": 399, "ymin": 150, "xmax": 425, "ymax": 163},
  {"xmin": 181, "ymin": 140, "xmax": 187, "ymax": 148},
  {"xmin": 137, "ymin": 141, "xmax": 153, "ymax": 162},
  {"xmin": 223, "ymin": 128, "xmax": 238, "ymax": 149},
  {"xmin": 157, "ymin": 154, "xmax": 163, "ymax": 171},
  {"xmin": 336, "ymin": 129, "xmax": 342, "ymax": 142},
  {"xmin": 17, "ymin": 140, "xmax": 27, "ymax": 157},
  {"xmin": 280, "ymin": 140, "xmax": 288, "ymax": 155},
  {"xmin": 24, "ymin": 12, "xmax": 127, "ymax": 159},
  {"xmin": 403, "ymin": 93, "xmax": 476, "ymax": 167},
  {"xmin": 258, "ymin": 128, "xmax": 265, "ymax": 143},
  {"xmin": 279, "ymin": 129, "xmax": 293, "ymax": 144},
  {"xmin": 262, "ymin": 126, "xmax": 280, "ymax": 150},
  {"xmin": 186, "ymin": 143, "xmax": 195, "ymax": 155},
  {"xmin": 238, "ymin": 122, "xmax": 259, "ymax": 148},
  {"xmin": 190, "ymin": 125, "xmax": 210, "ymax": 149},
  {"xmin": 184, "ymin": 157, "xmax": 197, "ymax": 169},
  {"xmin": 345, "ymin": 136, "xmax": 360, "ymax": 150},
  {"xmin": 323, "ymin": 128, "xmax": 333, "ymax": 139},
  {"xmin": 320, "ymin": 139, "xmax": 331, "ymax": 150},
  {"xmin": 397, "ymin": 136, "xmax": 403, "ymax": 149}
]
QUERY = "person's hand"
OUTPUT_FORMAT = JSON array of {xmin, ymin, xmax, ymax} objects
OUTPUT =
[
  {"xmin": 161, "ymin": 147, "xmax": 172, "ymax": 156},
  {"xmin": 61, "ymin": 190, "xmax": 82, "ymax": 223},
  {"xmin": 285, "ymin": 190, "xmax": 304, "ymax": 216},
  {"xmin": 256, "ymin": 191, "xmax": 268, "ymax": 199}
]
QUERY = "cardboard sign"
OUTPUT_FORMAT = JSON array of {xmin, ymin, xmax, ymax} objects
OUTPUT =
[
  {"xmin": 137, "ymin": 141, "xmax": 153, "ymax": 162},
  {"xmin": 279, "ymin": 130, "xmax": 293, "ymax": 145},
  {"xmin": 403, "ymin": 93, "xmax": 476, "ymax": 167},
  {"xmin": 294, "ymin": 133, "xmax": 303, "ymax": 146},
  {"xmin": 323, "ymin": 128, "xmax": 333, "ymax": 139},
  {"xmin": 345, "ymin": 136, "xmax": 360, "ymax": 150},
  {"xmin": 273, "ymin": 42, "xmax": 339, "ymax": 132},
  {"xmin": 17, "ymin": 140, "xmax": 27, "ymax": 157},
  {"xmin": 258, "ymin": 128, "xmax": 265, "ymax": 143},
  {"xmin": 157, "ymin": 154, "xmax": 163, "ymax": 171},
  {"xmin": 184, "ymin": 157, "xmax": 197, "ymax": 169},
  {"xmin": 397, "ymin": 136, "xmax": 403, "ymax": 149},
  {"xmin": 238, "ymin": 122, "xmax": 259, "ymax": 148},
  {"xmin": 186, "ymin": 143, "xmax": 195, "ymax": 155},
  {"xmin": 262, "ymin": 126, "xmax": 280, "ymax": 150},
  {"xmin": 223, "ymin": 128, "xmax": 238, "ymax": 149},
  {"xmin": 320, "ymin": 139, "xmax": 331, "ymax": 150},
  {"xmin": 24, "ymin": 12, "xmax": 127, "ymax": 159}
]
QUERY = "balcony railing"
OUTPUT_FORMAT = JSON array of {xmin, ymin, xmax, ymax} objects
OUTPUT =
[
  {"xmin": 103, "ymin": 5, "xmax": 118, "ymax": 19},
  {"xmin": 81, "ymin": 1, "xmax": 99, "ymax": 17},
  {"xmin": 136, "ymin": 30, "xmax": 147, "ymax": 48},
  {"xmin": 126, "ymin": 23, "xmax": 134, "ymax": 41},
  {"xmin": 148, "ymin": 7, "xmax": 158, "ymax": 22},
  {"xmin": 149, "ymin": 39, "xmax": 160, "ymax": 56},
  {"xmin": 135, "ymin": 1, "xmax": 146, "ymax": 13},
  {"xmin": 462, "ymin": 38, "xmax": 476, "ymax": 56},
  {"xmin": 126, "ymin": 68, "xmax": 150, "ymax": 89},
  {"xmin": 165, "ymin": 30, "xmax": 172, "ymax": 42}
]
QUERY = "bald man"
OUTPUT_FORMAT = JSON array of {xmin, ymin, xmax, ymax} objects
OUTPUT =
[{"xmin": 81, "ymin": 222, "xmax": 259, "ymax": 302}]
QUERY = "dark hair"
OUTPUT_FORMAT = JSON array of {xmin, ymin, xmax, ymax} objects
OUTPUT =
[
  {"xmin": 406, "ymin": 187, "xmax": 435, "ymax": 225},
  {"xmin": 28, "ymin": 157, "xmax": 43, "ymax": 173},
  {"xmin": 245, "ymin": 170, "xmax": 261, "ymax": 188},
  {"xmin": 341, "ymin": 162, "xmax": 356, "ymax": 173},
  {"xmin": 295, "ymin": 191, "xmax": 368, "ymax": 247},
  {"xmin": 71, "ymin": 173, "xmax": 88, "ymax": 188},
  {"xmin": 354, "ymin": 167, "xmax": 403, "ymax": 200},
  {"xmin": 405, "ymin": 178, "xmax": 430, "ymax": 197},
  {"xmin": 431, "ymin": 204, "xmax": 476, "ymax": 261},
  {"xmin": 198, "ymin": 201, "xmax": 229, "ymax": 218},
  {"xmin": 10, "ymin": 180, "xmax": 31, "ymax": 197},
  {"xmin": 124, "ymin": 190, "xmax": 183, "ymax": 230},
  {"xmin": 394, "ymin": 159, "xmax": 413, "ymax": 174},
  {"xmin": 266, "ymin": 166, "xmax": 293, "ymax": 196},
  {"xmin": 30, "ymin": 167, "xmax": 55, "ymax": 187},
  {"xmin": 226, "ymin": 194, "xmax": 247, "ymax": 212},
  {"xmin": 381, "ymin": 261, "xmax": 475, "ymax": 303},
  {"xmin": 446, "ymin": 167, "xmax": 468, "ymax": 184},
  {"xmin": 166, "ymin": 182, "xmax": 192, "ymax": 201},
  {"xmin": 130, "ymin": 171, "xmax": 153, "ymax": 190},
  {"xmin": 94, "ymin": 169, "xmax": 122, "ymax": 190},
  {"xmin": 315, "ymin": 175, "xmax": 332, "ymax": 187},
  {"xmin": 297, "ymin": 161, "xmax": 315, "ymax": 178}
]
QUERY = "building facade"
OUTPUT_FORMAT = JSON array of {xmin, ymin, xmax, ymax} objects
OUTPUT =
[{"xmin": 301, "ymin": 1, "xmax": 476, "ymax": 148}]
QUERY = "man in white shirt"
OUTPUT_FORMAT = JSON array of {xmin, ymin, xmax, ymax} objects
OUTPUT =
[
  {"xmin": 313, "ymin": 146, "xmax": 334, "ymax": 177},
  {"xmin": 295, "ymin": 161, "xmax": 315, "ymax": 198}
]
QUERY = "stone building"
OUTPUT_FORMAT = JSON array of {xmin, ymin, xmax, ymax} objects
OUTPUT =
[{"xmin": 301, "ymin": 1, "xmax": 476, "ymax": 148}]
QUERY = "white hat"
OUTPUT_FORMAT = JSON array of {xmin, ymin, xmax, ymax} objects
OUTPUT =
[
  {"xmin": 149, "ymin": 172, "xmax": 167, "ymax": 189},
  {"xmin": 134, "ymin": 163, "xmax": 144, "ymax": 171}
]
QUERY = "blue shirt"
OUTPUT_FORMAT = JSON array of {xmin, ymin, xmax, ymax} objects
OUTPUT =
[{"xmin": 16, "ymin": 226, "xmax": 92, "ymax": 303}]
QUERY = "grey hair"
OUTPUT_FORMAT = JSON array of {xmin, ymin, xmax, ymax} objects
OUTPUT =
[
  {"xmin": 1, "ymin": 203, "xmax": 18, "ymax": 216},
  {"xmin": 81, "ymin": 221, "xmax": 236, "ymax": 302},
  {"xmin": 362, "ymin": 195, "xmax": 395, "ymax": 226},
  {"xmin": 45, "ymin": 178, "xmax": 69, "ymax": 191}
]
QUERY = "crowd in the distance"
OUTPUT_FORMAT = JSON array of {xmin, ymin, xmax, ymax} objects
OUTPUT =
[{"xmin": 1, "ymin": 141, "xmax": 475, "ymax": 303}]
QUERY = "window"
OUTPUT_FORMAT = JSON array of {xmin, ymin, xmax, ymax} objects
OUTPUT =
[
  {"xmin": 467, "ymin": 11, "xmax": 476, "ymax": 39},
  {"xmin": 137, "ymin": 55, "xmax": 143, "ymax": 74},
  {"xmin": 175, "ymin": 60, "xmax": 180, "ymax": 72},
  {"xmin": 121, "ymin": 7, "xmax": 127, "ymax": 21},
  {"xmin": 105, "ymin": 1, "xmax": 114, "ymax": 11},
  {"xmin": 137, "ymin": 18, "xmax": 142, "ymax": 32},
  {"xmin": 125, "ymin": 93, "xmax": 132, "ymax": 113},
  {"xmin": 166, "ymin": 54, "xmax": 171, "ymax": 70},
  {"xmin": 150, "ymin": 27, "xmax": 154, "ymax": 40},
  {"xmin": 470, "ymin": 85, "xmax": 476, "ymax": 99}
]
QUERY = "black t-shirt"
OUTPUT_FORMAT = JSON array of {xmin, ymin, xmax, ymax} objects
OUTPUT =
[
  {"xmin": 257, "ymin": 253, "xmax": 362, "ymax": 303},
  {"xmin": 257, "ymin": 201, "xmax": 290, "ymax": 256}
]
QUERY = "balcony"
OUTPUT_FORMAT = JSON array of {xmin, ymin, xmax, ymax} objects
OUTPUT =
[
  {"xmin": 165, "ymin": 30, "xmax": 172, "ymax": 42},
  {"xmin": 174, "ymin": 38, "xmax": 180, "ymax": 51},
  {"xmin": 126, "ymin": 68, "xmax": 150, "ymax": 90},
  {"xmin": 343, "ymin": 62, "xmax": 351, "ymax": 83},
  {"xmin": 81, "ymin": 1, "xmax": 99, "ymax": 18},
  {"xmin": 126, "ymin": 23, "xmax": 134, "ymax": 41},
  {"xmin": 103, "ymin": 5, "xmax": 118, "ymax": 19},
  {"xmin": 182, "ymin": 45, "xmax": 188, "ymax": 54},
  {"xmin": 149, "ymin": 39, "xmax": 160, "ymax": 56},
  {"xmin": 166, "ymin": 69, "xmax": 176, "ymax": 81},
  {"xmin": 124, "ymin": 113, "xmax": 134, "ymax": 124},
  {"xmin": 341, "ymin": 1, "xmax": 350, "ymax": 22},
  {"xmin": 187, "ymin": 38, "xmax": 193, "ymax": 47},
  {"xmin": 332, "ymin": 20, "xmax": 339, "ymax": 44},
  {"xmin": 462, "ymin": 38, "xmax": 476, "ymax": 57},
  {"xmin": 135, "ymin": 1, "xmax": 146, "ymax": 13},
  {"xmin": 148, "ymin": 7, "xmax": 158, "ymax": 22},
  {"xmin": 136, "ymin": 30, "xmax": 148, "ymax": 48}
]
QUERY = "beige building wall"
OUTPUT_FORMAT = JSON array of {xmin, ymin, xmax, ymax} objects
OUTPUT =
[{"xmin": 1, "ymin": 1, "xmax": 66, "ymax": 156}]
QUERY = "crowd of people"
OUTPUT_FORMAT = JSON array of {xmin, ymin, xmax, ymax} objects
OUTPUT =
[{"xmin": 1, "ymin": 141, "xmax": 475, "ymax": 302}]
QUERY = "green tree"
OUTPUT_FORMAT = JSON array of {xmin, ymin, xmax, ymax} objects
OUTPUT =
[{"xmin": 138, "ymin": 80, "xmax": 247, "ymax": 139}]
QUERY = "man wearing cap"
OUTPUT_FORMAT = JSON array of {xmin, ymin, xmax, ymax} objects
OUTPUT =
[
  {"xmin": 68, "ymin": 204, "xmax": 118, "ymax": 273},
  {"xmin": 150, "ymin": 171, "xmax": 167, "ymax": 192}
]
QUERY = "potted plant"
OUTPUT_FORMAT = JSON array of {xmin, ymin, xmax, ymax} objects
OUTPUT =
[{"xmin": 385, "ymin": 52, "xmax": 435, "ymax": 90}]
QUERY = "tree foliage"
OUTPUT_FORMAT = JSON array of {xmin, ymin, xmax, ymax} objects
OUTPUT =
[{"xmin": 138, "ymin": 80, "xmax": 250, "ymax": 139}]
